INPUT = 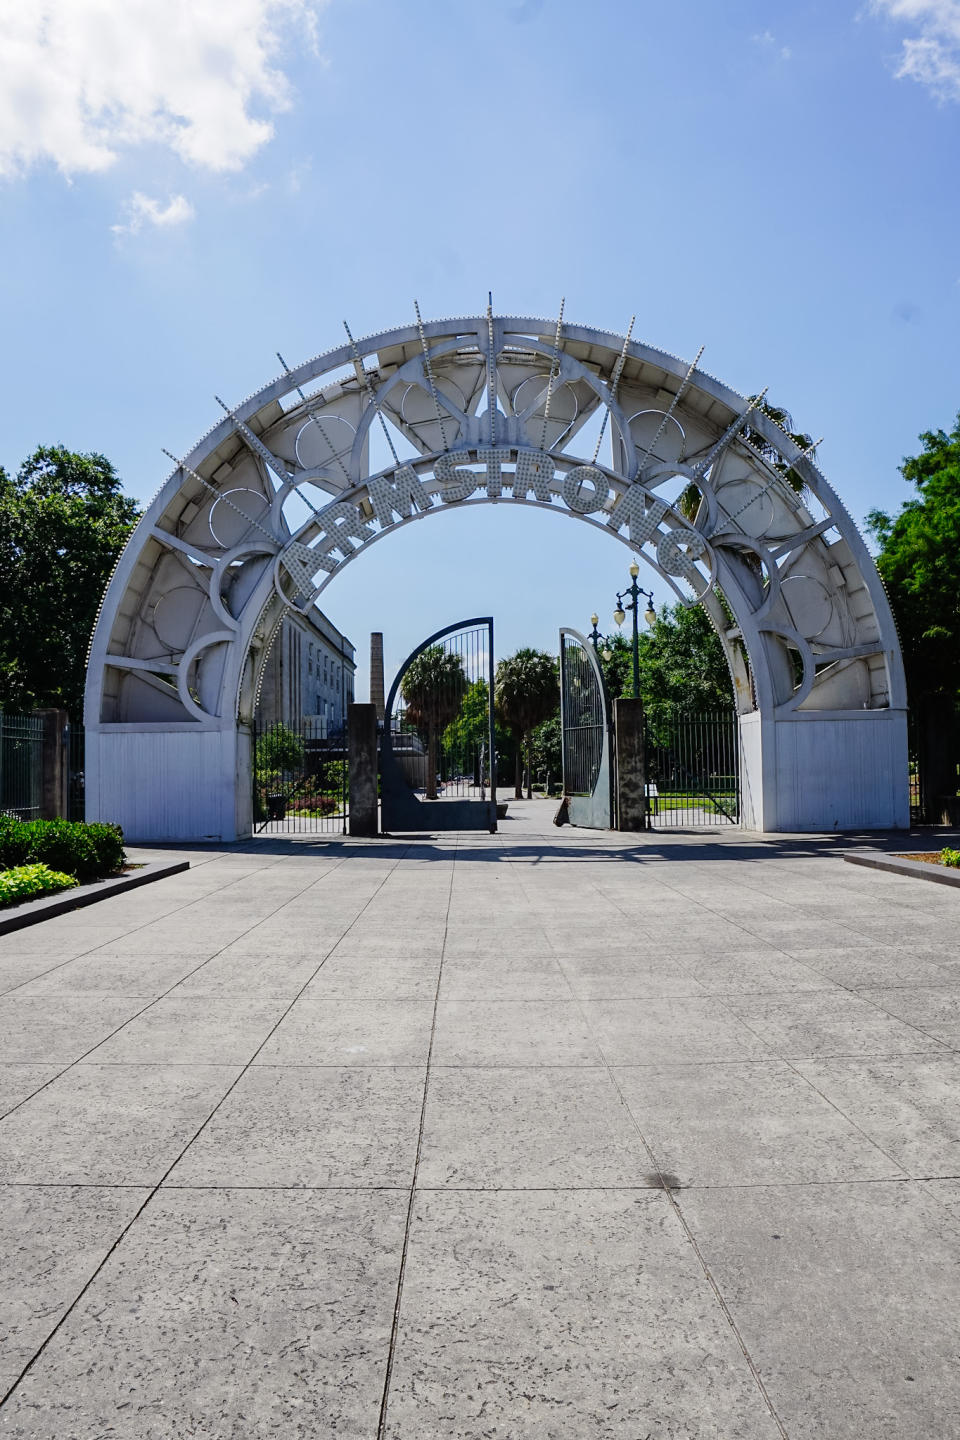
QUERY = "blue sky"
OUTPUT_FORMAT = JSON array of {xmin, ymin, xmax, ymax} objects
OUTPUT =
[{"xmin": 2, "ymin": 0, "xmax": 959, "ymax": 695}]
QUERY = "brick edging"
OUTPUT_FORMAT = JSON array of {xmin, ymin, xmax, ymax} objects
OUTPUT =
[{"xmin": 0, "ymin": 860, "xmax": 191, "ymax": 935}]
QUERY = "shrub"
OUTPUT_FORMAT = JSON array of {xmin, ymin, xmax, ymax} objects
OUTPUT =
[
  {"xmin": 0, "ymin": 863, "xmax": 78, "ymax": 908},
  {"xmin": 0, "ymin": 816, "xmax": 124, "ymax": 880},
  {"xmin": 941, "ymin": 847, "xmax": 960, "ymax": 869}
]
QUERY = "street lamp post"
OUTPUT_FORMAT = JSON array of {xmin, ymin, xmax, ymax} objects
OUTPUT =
[{"xmin": 613, "ymin": 561, "xmax": 657, "ymax": 699}]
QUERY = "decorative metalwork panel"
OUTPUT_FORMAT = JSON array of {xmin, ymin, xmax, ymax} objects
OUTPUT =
[
  {"xmin": 381, "ymin": 618, "xmax": 496, "ymax": 833},
  {"xmin": 559, "ymin": 628, "xmax": 613, "ymax": 829}
]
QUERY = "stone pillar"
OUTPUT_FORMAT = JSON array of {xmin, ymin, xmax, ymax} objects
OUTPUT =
[
  {"xmin": 37, "ymin": 708, "xmax": 69, "ymax": 820},
  {"xmin": 348, "ymin": 703, "xmax": 378, "ymax": 837},
  {"xmin": 370, "ymin": 633, "xmax": 385, "ymax": 723},
  {"xmin": 614, "ymin": 697, "xmax": 647, "ymax": 832}
]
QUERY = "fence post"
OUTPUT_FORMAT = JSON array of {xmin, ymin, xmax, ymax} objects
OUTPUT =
[
  {"xmin": 614, "ymin": 696, "xmax": 647, "ymax": 832},
  {"xmin": 37, "ymin": 708, "xmax": 69, "ymax": 820},
  {"xmin": 348, "ymin": 703, "xmax": 378, "ymax": 837}
]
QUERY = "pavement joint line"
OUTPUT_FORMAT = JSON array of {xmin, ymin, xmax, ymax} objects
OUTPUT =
[
  {"xmin": 586, "ymin": 853, "xmax": 960, "ymax": 1064},
  {"xmin": 0, "ymin": 844, "xmax": 412, "ymax": 1417},
  {"xmin": 0, "ymin": 852, "xmax": 361, "ymax": 1126},
  {"xmin": 376, "ymin": 835, "xmax": 458, "ymax": 1440},
  {"xmin": 2, "ymin": 1174, "xmax": 958, "ymax": 1191},
  {"xmin": 0, "ymin": 849, "xmax": 322, "ymax": 1003},
  {"xmin": 507, "ymin": 856, "xmax": 792, "ymax": 1440}
]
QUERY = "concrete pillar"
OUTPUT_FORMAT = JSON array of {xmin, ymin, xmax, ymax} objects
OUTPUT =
[
  {"xmin": 37, "ymin": 709, "xmax": 68, "ymax": 820},
  {"xmin": 614, "ymin": 697, "xmax": 647, "ymax": 832},
  {"xmin": 370, "ymin": 633, "xmax": 385, "ymax": 723},
  {"xmin": 348, "ymin": 702, "xmax": 378, "ymax": 837}
]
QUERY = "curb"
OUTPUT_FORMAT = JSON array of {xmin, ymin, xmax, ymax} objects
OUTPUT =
[
  {"xmin": 0, "ymin": 860, "xmax": 191, "ymax": 935},
  {"xmin": 843, "ymin": 850, "xmax": 960, "ymax": 889}
]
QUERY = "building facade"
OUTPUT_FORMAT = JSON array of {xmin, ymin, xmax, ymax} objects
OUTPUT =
[{"xmin": 256, "ymin": 608, "xmax": 355, "ymax": 735}]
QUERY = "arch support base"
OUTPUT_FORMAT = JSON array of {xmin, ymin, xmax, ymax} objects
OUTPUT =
[
  {"xmin": 85, "ymin": 725, "xmax": 253, "ymax": 843},
  {"xmin": 738, "ymin": 710, "xmax": 909, "ymax": 833}
]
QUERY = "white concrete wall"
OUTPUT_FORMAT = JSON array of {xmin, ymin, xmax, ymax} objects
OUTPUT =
[
  {"xmin": 738, "ymin": 709, "xmax": 909, "ymax": 833},
  {"xmin": 738, "ymin": 711, "xmax": 767, "ymax": 832},
  {"xmin": 86, "ymin": 726, "xmax": 252, "ymax": 843}
]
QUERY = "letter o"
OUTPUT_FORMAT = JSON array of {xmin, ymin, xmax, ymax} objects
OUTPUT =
[{"xmin": 562, "ymin": 465, "xmax": 609, "ymax": 515}]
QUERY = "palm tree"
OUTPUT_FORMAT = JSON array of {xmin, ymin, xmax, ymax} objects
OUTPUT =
[
  {"xmin": 495, "ymin": 648, "xmax": 560, "ymax": 799},
  {"xmin": 402, "ymin": 646, "xmax": 467, "ymax": 799}
]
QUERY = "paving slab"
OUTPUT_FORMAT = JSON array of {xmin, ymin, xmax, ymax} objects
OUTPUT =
[
  {"xmin": 0, "ymin": 1188, "xmax": 405, "ymax": 1438},
  {"xmin": 677, "ymin": 1180, "xmax": 960, "ymax": 1440},
  {"xmin": 384, "ymin": 1190, "xmax": 783, "ymax": 1440},
  {"xmin": 166, "ymin": 1065, "xmax": 424, "ymax": 1188},
  {"xmin": 1, "ymin": 817, "xmax": 960, "ymax": 1438},
  {"xmin": 0, "ymin": 1063, "xmax": 240, "ymax": 1185}
]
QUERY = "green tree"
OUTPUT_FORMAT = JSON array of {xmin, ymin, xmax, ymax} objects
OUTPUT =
[
  {"xmin": 403, "ymin": 646, "xmax": 467, "ymax": 799},
  {"xmin": 495, "ymin": 648, "xmax": 560, "ymax": 798},
  {"xmin": 597, "ymin": 604, "xmax": 733, "ymax": 744},
  {"xmin": 529, "ymin": 714, "xmax": 562, "ymax": 792},
  {"xmin": 0, "ymin": 447, "xmax": 140, "ymax": 715},
  {"xmin": 443, "ymin": 678, "xmax": 490, "ymax": 753},
  {"xmin": 255, "ymin": 723, "xmax": 304, "ymax": 776},
  {"xmin": 442, "ymin": 678, "xmax": 509, "ymax": 783},
  {"xmin": 867, "ymin": 412, "xmax": 960, "ymax": 809}
]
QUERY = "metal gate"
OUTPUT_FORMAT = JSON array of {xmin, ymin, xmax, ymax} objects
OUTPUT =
[
  {"xmin": 252, "ymin": 720, "xmax": 348, "ymax": 834},
  {"xmin": 380, "ymin": 618, "xmax": 497, "ymax": 833},
  {"xmin": 559, "ymin": 628, "xmax": 614, "ymax": 829},
  {"xmin": 645, "ymin": 710, "xmax": 740, "ymax": 828}
]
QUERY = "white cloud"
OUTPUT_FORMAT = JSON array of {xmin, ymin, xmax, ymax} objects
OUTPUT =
[
  {"xmin": 870, "ymin": 0, "xmax": 960, "ymax": 100},
  {"xmin": 751, "ymin": 30, "xmax": 792, "ymax": 60},
  {"xmin": 0, "ymin": 0, "xmax": 323, "ymax": 179},
  {"xmin": 111, "ymin": 191, "xmax": 195, "ymax": 236}
]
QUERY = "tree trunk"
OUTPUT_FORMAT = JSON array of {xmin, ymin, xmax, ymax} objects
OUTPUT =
[
  {"xmin": 514, "ymin": 743, "xmax": 523, "ymax": 800},
  {"xmin": 525, "ymin": 729, "xmax": 533, "ymax": 799},
  {"xmin": 426, "ymin": 725, "xmax": 437, "ymax": 799}
]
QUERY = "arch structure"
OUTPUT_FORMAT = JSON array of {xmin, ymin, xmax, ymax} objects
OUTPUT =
[{"xmin": 85, "ymin": 311, "xmax": 908, "ymax": 840}]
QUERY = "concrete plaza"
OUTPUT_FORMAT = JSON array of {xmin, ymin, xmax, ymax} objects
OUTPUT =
[{"xmin": 2, "ymin": 804, "xmax": 960, "ymax": 1437}]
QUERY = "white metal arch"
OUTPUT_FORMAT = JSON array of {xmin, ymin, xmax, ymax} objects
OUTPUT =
[{"xmin": 85, "ymin": 309, "xmax": 908, "ymax": 839}]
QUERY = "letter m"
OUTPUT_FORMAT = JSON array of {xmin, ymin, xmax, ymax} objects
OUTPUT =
[{"xmin": 367, "ymin": 465, "xmax": 435, "ymax": 527}]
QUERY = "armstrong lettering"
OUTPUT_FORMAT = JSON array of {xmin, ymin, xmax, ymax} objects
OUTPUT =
[{"xmin": 278, "ymin": 446, "xmax": 711, "ymax": 607}]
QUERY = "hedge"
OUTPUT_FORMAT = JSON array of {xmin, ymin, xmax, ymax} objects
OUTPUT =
[{"xmin": 0, "ymin": 816, "xmax": 125, "ymax": 881}]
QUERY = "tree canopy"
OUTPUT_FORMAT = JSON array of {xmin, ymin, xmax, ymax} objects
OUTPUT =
[
  {"xmin": 597, "ymin": 602, "xmax": 733, "ymax": 740},
  {"xmin": 402, "ymin": 645, "xmax": 467, "ymax": 799},
  {"xmin": 867, "ymin": 412, "xmax": 960, "ymax": 702},
  {"xmin": 0, "ymin": 446, "xmax": 141, "ymax": 716},
  {"xmin": 495, "ymin": 648, "xmax": 560, "ymax": 797}
]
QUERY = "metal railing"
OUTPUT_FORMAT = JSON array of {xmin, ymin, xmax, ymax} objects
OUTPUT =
[
  {"xmin": 0, "ymin": 713, "xmax": 45, "ymax": 820},
  {"xmin": 645, "ymin": 710, "xmax": 740, "ymax": 828},
  {"xmin": 252, "ymin": 720, "xmax": 349, "ymax": 834}
]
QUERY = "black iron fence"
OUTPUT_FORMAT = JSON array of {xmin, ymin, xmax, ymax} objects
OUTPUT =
[
  {"xmin": 252, "ymin": 720, "xmax": 349, "ymax": 834},
  {"xmin": 645, "ymin": 709, "xmax": 740, "ymax": 828},
  {"xmin": 68, "ymin": 722, "xmax": 85, "ymax": 822},
  {"xmin": 0, "ymin": 713, "xmax": 44, "ymax": 820}
]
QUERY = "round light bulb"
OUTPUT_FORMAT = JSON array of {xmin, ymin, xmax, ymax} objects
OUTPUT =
[
  {"xmin": 614, "ymin": 608, "xmax": 626, "ymax": 627},
  {"xmin": 602, "ymin": 648, "xmax": 612, "ymax": 662},
  {"xmin": 629, "ymin": 560, "xmax": 640, "ymax": 578},
  {"xmin": 645, "ymin": 607, "xmax": 657, "ymax": 627},
  {"xmin": 590, "ymin": 613, "xmax": 599, "ymax": 628}
]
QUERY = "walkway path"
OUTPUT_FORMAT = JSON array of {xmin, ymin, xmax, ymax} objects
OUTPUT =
[{"xmin": 2, "ymin": 809, "xmax": 960, "ymax": 1437}]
